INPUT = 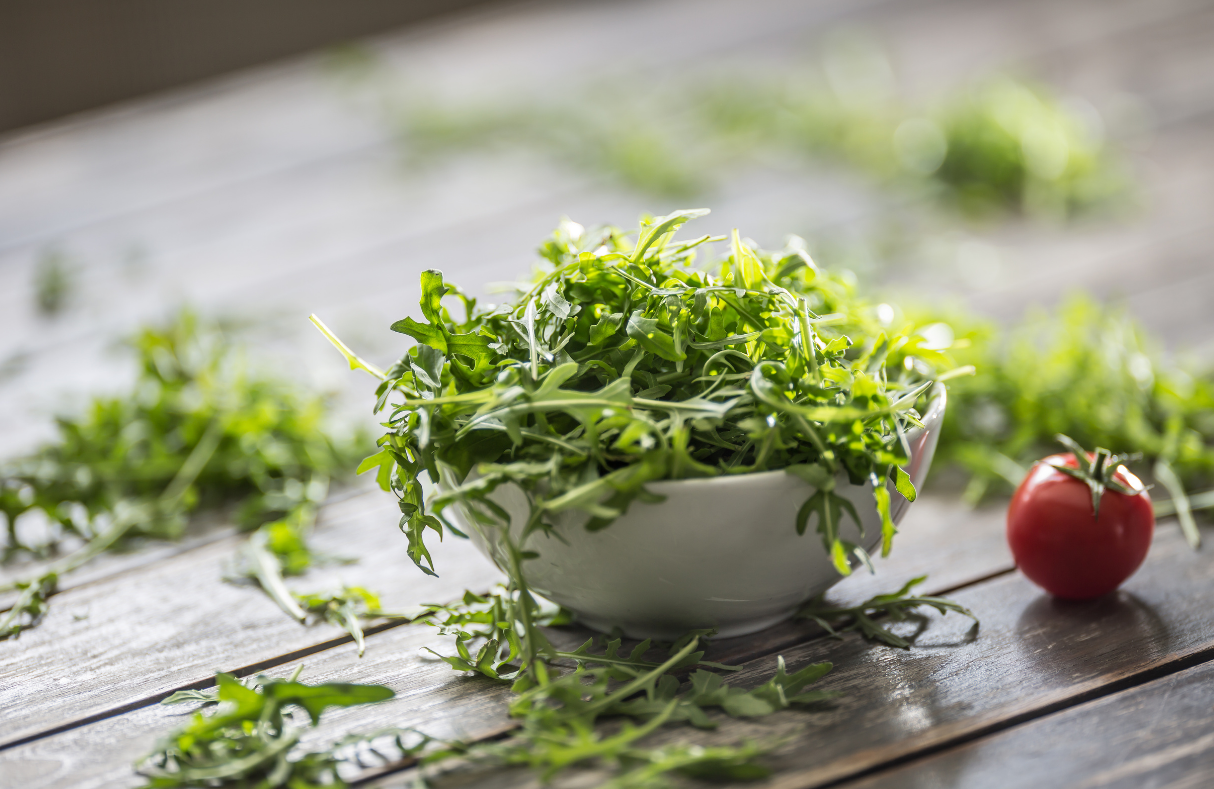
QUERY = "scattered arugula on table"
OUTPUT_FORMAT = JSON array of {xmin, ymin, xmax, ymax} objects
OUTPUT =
[
  {"xmin": 414, "ymin": 587, "xmax": 738, "ymax": 682},
  {"xmin": 295, "ymin": 586, "xmax": 415, "ymax": 658},
  {"xmin": 139, "ymin": 668, "xmax": 395, "ymax": 788},
  {"xmin": 0, "ymin": 311, "xmax": 364, "ymax": 640},
  {"xmin": 931, "ymin": 295, "xmax": 1214, "ymax": 547},
  {"xmin": 133, "ymin": 574, "xmax": 978, "ymax": 788},
  {"xmin": 337, "ymin": 45, "xmax": 1128, "ymax": 219},
  {"xmin": 368, "ymin": 578, "xmax": 974, "ymax": 786},
  {"xmin": 0, "ymin": 571, "xmax": 56, "ymax": 640},
  {"xmin": 799, "ymin": 575, "xmax": 978, "ymax": 649},
  {"xmin": 929, "ymin": 78, "xmax": 1127, "ymax": 217},
  {"xmin": 410, "ymin": 620, "xmax": 830, "ymax": 786},
  {"xmin": 33, "ymin": 248, "xmax": 75, "ymax": 315},
  {"xmin": 703, "ymin": 75, "xmax": 1126, "ymax": 218}
]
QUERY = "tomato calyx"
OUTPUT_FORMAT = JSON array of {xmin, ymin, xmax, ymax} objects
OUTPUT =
[{"xmin": 1046, "ymin": 434, "xmax": 1144, "ymax": 519}]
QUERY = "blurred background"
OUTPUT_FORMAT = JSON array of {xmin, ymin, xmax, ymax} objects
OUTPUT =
[{"xmin": 1, "ymin": 0, "xmax": 1212, "ymax": 459}]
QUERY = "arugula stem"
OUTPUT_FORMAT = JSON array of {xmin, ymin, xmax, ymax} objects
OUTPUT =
[
  {"xmin": 574, "ymin": 637, "xmax": 700, "ymax": 720},
  {"xmin": 1154, "ymin": 459, "xmax": 1200, "ymax": 548},
  {"xmin": 161, "ymin": 419, "xmax": 226, "ymax": 507},
  {"xmin": 309, "ymin": 314, "xmax": 386, "ymax": 379},
  {"xmin": 244, "ymin": 533, "xmax": 307, "ymax": 622}
]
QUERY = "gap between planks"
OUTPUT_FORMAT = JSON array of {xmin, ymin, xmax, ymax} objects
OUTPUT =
[
  {"xmin": 0, "ymin": 616, "xmax": 413, "ymax": 753},
  {"xmin": 815, "ymin": 632, "xmax": 1214, "ymax": 789},
  {"xmin": 836, "ymin": 655, "xmax": 1214, "ymax": 789}
]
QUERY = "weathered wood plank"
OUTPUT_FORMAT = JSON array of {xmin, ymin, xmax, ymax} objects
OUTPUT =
[
  {"xmin": 0, "ymin": 487, "xmax": 505, "ymax": 748},
  {"xmin": 838, "ymin": 658, "xmax": 1214, "ymax": 789},
  {"xmin": 876, "ymin": 0, "xmax": 1214, "ymax": 123},
  {"xmin": 0, "ymin": 0, "xmax": 896, "ymax": 253},
  {"xmin": 373, "ymin": 522, "xmax": 1214, "ymax": 789}
]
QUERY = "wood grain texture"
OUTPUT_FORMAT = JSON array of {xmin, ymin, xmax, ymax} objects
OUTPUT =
[
  {"xmin": 0, "ymin": 486, "xmax": 504, "ymax": 748},
  {"xmin": 0, "ymin": 494, "xmax": 1008, "ymax": 789},
  {"xmin": 376, "ymin": 523, "xmax": 1214, "ymax": 789},
  {"xmin": 837, "ymin": 659, "xmax": 1214, "ymax": 789}
]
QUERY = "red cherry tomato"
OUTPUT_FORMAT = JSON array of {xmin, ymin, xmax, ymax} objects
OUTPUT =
[{"xmin": 1007, "ymin": 452, "xmax": 1154, "ymax": 600}]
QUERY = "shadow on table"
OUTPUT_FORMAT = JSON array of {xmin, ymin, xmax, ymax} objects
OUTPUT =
[{"xmin": 1014, "ymin": 590, "xmax": 1174, "ymax": 671}]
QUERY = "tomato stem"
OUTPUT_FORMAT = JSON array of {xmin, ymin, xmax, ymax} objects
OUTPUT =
[{"xmin": 1048, "ymin": 434, "xmax": 1143, "ymax": 519}]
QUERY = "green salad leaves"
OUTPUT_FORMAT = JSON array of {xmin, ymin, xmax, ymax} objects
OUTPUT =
[
  {"xmin": 339, "ymin": 209, "xmax": 961, "ymax": 591},
  {"xmin": 0, "ymin": 313, "xmax": 351, "ymax": 559},
  {"xmin": 141, "ymin": 669, "xmax": 395, "ymax": 788},
  {"xmin": 0, "ymin": 312, "xmax": 363, "ymax": 640}
]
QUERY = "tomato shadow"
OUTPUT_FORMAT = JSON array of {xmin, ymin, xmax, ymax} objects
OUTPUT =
[{"xmin": 1014, "ymin": 589, "xmax": 1175, "ymax": 666}]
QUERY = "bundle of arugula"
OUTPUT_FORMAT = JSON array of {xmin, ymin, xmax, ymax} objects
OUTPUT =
[
  {"xmin": 701, "ymin": 76, "xmax": 1126, "ymax": 218},
  {"xmin": 0, "ymin": 312, "xmax": 362, "ymax": 640}
]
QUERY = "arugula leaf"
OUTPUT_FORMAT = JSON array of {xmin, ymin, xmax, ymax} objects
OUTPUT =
[
  {"xmin": 799, "ymin": 575, "xmax": 978, "ymax": 649},
  {"xmin": 263, "ymin": 679, "xmax": 394, "ymax": 725},
  {"xmin": 418, "ymin": 269, "xmax": 448, "ymax": 324},
  {"xmin": 138, "ymin": 671, "xmax": 394, "ymax": 788},
  {"xmin": 633, "ymin": 208, "xmax": 711, "ymax": 262},
  {"xmin": 0, "ymin": 572, "xmax": 56, "ymax": 641},
  {"xmin": 296, "ymin": 586, "xmax": 413, "ymax": 658},
  {"xmin": 1, "ymin": 312, "xmax": 365, "ymax": 637},
  {"xmin": 626, "ymin": 311, "xmax": 686, "ymax": 362},
  {"xmin": 391, "ymin": 315, "xmax": 447, "ymax": 353}
]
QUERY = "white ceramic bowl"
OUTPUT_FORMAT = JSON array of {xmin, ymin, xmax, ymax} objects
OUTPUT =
[{"xmin": 446, "ymin": 385, "xmax": 946, "ymax": 640}]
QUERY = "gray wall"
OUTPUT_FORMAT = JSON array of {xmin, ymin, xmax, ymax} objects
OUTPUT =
[{"xmin": 0, "ymin": 0, "xmax": 496, "ymax": 133}]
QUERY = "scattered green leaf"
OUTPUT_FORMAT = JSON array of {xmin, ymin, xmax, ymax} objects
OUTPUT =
[
  {"xmin": 799, "ymin": 575, "xmax": 978, "ymax": 649},
  {"xmin": 138, "ymin": 671, "xmax": 395, "ymax": 788}
]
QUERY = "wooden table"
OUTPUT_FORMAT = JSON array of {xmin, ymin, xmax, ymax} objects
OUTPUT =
[{"xmin": 2, "ymin": 0, "xmax": 1213, "ymax": 787}]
